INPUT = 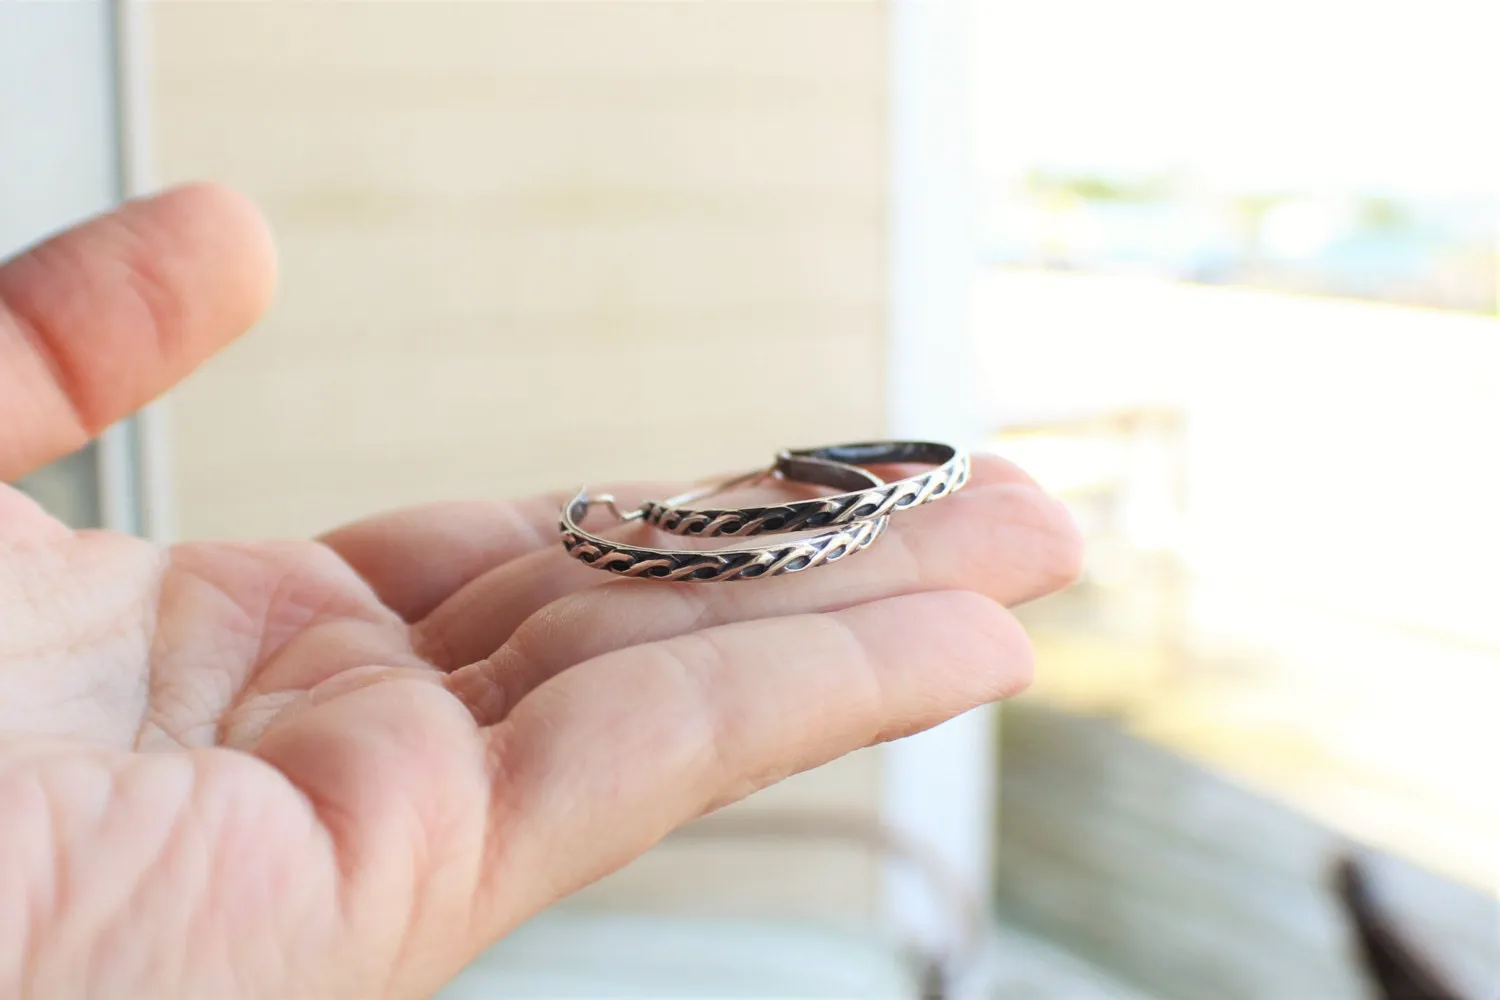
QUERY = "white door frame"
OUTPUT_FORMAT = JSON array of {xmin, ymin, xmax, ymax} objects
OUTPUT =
[{"xmin": 883, "ymin": 0, "xmax": 995, "ymax": 945}]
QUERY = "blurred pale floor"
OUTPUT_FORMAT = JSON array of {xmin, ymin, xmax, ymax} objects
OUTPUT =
[
  {"xmin": 435, "ymin": 910, "xmax": 920, "ymax": 1000},
  {"xmin": 976, "ymin": 268, "xmax": 1500, "ymax": 892},
  {"xmin": 435, "ymin": 907, "xmax": 1154, "ymax": 1000}
]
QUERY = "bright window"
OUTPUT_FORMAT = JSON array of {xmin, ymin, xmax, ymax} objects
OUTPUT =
[{"xmin": 971, "ymin": 0, "xmax": 1499, "ymax": 888}]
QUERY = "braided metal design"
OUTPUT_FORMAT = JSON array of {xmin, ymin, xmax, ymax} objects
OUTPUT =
[
  {"xmin": 640, "ymin": 442, "xmax": 970, "ymax": 538},
  {"xmin": 560, "ymin": 493, "xmax": 888, "ymax": 582}
]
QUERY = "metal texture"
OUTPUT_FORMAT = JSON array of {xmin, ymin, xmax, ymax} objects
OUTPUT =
[
  {"xmin": 639, "ymin": 441, "xmax": 970, "ymax": 538},
  {"xmin": 560, "ymin": 490, "xmax": 889, "ymax": 582}
]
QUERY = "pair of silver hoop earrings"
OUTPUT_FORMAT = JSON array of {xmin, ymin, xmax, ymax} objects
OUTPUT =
[{"xmin": 558, "ymin": 441, "xmax": 970, "ymax": 583}]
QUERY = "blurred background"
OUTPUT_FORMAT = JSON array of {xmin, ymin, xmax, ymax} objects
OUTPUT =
[{"xmin": 3, "ymin": 1, "xmax": 1496, "ymax": 998}]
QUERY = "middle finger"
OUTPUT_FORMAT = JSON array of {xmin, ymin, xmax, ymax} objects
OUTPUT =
[
  {"xmin": 432, "ymin": 475, "xmax": 1080, "ymax": 722},
  {"xmin": 415, "ymin": 455, "xmax": 1040, "ymax": 670}
]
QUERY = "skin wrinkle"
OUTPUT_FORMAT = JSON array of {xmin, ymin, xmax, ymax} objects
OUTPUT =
[
  {"xmin": 225, "ymin": 748, "xmax": 355, "ymax": 946},
  {"xmin": 261, "ymin": 747, "xmax": 363, "ymax": 910},
  {"xmin": 816, "ymin": 612, "xmax": 891, "ymax": 748},
  {"xmin": 132, "ymin": 750, "xmax": 338, "ymax": 998},
  {"xmin": 307, "ymin": 540, "xmax": 416, "ymax": 628},
  {"xmin": 408, "ymin": 545, "xmax": 588, "ymax": 672},
  {"xmin": 129, "ymin": 550, "xmax": 167, "ymax": 749},
  {"xmin": 249, "ymin": 552, "xmax": 334, "ymax": 674},
  {"xmin": 91, "ymin": 758, "xmax": 197, "ymax": 995},
  {"xmin": 245, "ymin": 621, "xmax": 430, "ymax": 704},
  {"xmin": 256, "ymin": 677, "xmax": 480, "ymax": 980},
  {"xmin": 141, "ymin": 552, "xmax": 256, "ymax": 753},
  {"xmin": 383, "ymin": 767, "xmax": 456, "ymax": 1000},
  {"xmin": 77, "ymin": 758, "xmax": 191, "ymax": 996},
  {"xmin": 18, "ymin": 757, "xmax": 86, "ymax": 997},
  {"xmin": 619, "ymin": 583, "xmax": 716, "ymax": 651},
  {"xmin": 456, "ymin": 647, "xmax": 532, "ymax": 728},
  {"xmin": 18, "ymin": 767, "xmax": 55, "ymax": 1000},
  {"xmin": 318, "ymin": 495, "xmax": 576, "ymax": 626},
  {"xmin": 489, "ymin": 643, "xmax": 724, "ymax": 902},
  {"xmin": 137, "ymin": 586, "xmax": 198, "ymax": 752},
  {"xmin": 700, "ymin": 613, "xmax": 886, "ymax": 815},
  {"xmin": 141, "ymin": 542, "xmax": 412, "ymax": 750},
  {"xmin": 410, "ymin": 621, "xmax": 460, "ymax": 679},
  {"xmin": 0, "ymin": 293, "xmax": 87, "ymax": 446},
  {"xmin": 475, "ymin": 723, "xmax": 526, "ymax": 913},
  {"xmin": 160, "ymin": 757, "xmax": 214, "ymax": 993},
  {"xmin": 6, "ymin": 545, "xmax": 106, "ymax": 653},
  {"xmin": 28, "ymin": 759, "xmax": 80, "ymax": 982},
  {"xmin": 662, "ymin": 630, "xmax": 754, "ymax": 815},
  {"xmin": 219, "ymin": 690, "xmax": 304, "ymax": 750},
  {"xmin": 454, "ymin": 583, "xmax": 702, "ymax": 726},
  {"xmin": 107, "ymin": 211, "xmax": 188, "ymax": 395},
  {"xmin": 199, "ymin": 755, "xmax": 330, "ymax": 998},
  {"xmin": 0, "ymin": 541, "xmax": 156, "ymax": 746},
  {"xmin": 409, "ymin": 500, "xmax": 553, "ymax": 624},
  {"xmin": 499, "ymin": 606, "xmax": 567, "ymax": 689},
  {"xmin": 356, "ymin": 684, "xmax": 491, "ymax": 999}
]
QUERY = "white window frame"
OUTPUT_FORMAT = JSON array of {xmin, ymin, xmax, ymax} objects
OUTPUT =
[
  {"xmin": 111, "ymin": 0, "xmax": 176, "ymax": 543},
  {"xmin": 883, "ymin": 0, "xmax": 995, "ymax": 948},
  {"xmin": 1, "ymin": 0, "xmax": 167, "ymax": 539}
]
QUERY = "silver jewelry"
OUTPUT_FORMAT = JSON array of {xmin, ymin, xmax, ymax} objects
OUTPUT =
[
  {"xmin": 559, "ymin": 487, "xmax": 888, "ymax": 582},
  {"xmin": 638, "ymin": 441, "xmax": 969, "ymax": 538}
]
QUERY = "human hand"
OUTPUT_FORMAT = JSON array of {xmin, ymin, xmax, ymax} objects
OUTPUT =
[{"xmin": 0, "ymin": 186, "xmax": 1082, "ymax": 999}]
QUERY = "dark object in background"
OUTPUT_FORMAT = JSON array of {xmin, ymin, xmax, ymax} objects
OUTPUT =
[{"xmin": 1333, "ymin": 854, "xmax": 1468, "ymax": 1000}]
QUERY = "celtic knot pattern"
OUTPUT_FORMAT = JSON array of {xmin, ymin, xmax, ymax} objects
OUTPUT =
[
  {"xmin": 559, "ymin": 495, "xmax": 888, "ymax": 582},
  {"xmin": 640, "ymin": 444, "xmax": 970, "ymax": 538}
]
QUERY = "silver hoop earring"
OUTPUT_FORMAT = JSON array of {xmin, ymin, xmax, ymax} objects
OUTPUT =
[
  {"xmin": 638, "ymin": 441, "xmax": 969, "ymax": 538},
  {"xmin": 559, "ymin": 459, "xmax": 891, "ymax": 582}
]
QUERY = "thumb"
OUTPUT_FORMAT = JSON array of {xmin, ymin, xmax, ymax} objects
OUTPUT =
[{"xmin": 0, "ymin": 183, "xmax": 276, "ymax": 481}]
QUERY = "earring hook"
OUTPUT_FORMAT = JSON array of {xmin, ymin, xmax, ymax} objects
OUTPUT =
[{"xmin": 585, "ymin": 493, "xmax": 644, "ymax": 523}]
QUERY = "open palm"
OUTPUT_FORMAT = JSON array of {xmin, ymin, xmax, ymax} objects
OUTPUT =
[{"xmin": 0, "ymin": 186, "xmax": 1081, "ymax": 999}]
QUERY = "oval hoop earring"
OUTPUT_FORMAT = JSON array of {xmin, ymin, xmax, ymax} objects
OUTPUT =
[
  {"xmin": 559, "ymin": 458, "xmax": 892, "ymax": 582},
  {"xmin": 637, "ymin": 440, "xmax": 969, "ymax": 538}
]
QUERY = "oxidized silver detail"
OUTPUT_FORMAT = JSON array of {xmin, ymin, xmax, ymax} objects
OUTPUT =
[
  {"xmin": 640, "ymin": 441, "xmax": 970, "ymax": 538},
  {"xmin": 559, "ymin": 490, "xmax": 888, "ymax": 582}
]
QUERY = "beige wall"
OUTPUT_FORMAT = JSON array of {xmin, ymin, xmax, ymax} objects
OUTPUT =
[
  {"xmin": 151, "ymin": 1, "xmax": 888, "ymax": 538},
  {"xmin": 150, "ymin": 1, "xmax": 889, "ymax": 920}
]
